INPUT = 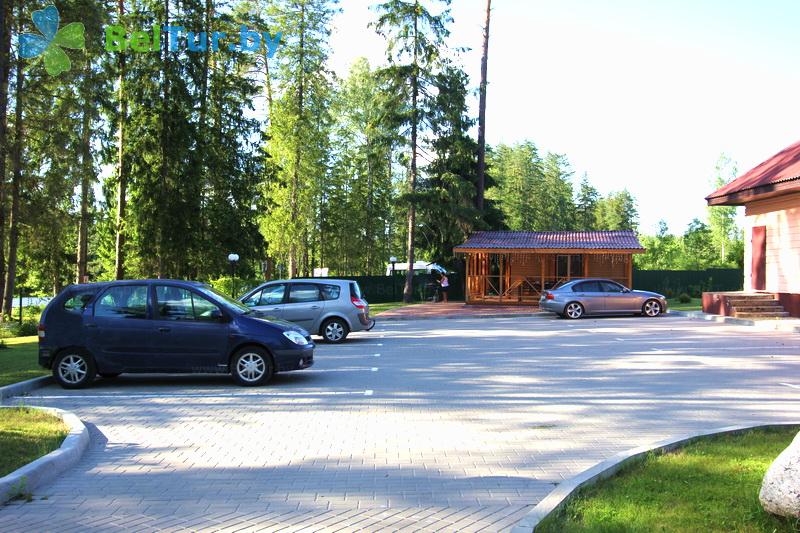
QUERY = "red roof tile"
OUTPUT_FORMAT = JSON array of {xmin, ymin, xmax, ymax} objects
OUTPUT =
[
  {"xmin": 706, "ymin": 140, "xmax": 800, "ymax": 205},
  {"xmin": 454, "ymin": 230, "xmax": 644, "ymax": 251}
]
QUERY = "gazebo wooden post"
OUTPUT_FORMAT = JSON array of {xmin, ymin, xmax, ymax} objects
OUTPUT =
[
  {"xmin": 627, "ymin": 254, "xmax": 633, "ymax": 288},
  {"xmin": 583, "ymin": 254, "xmax": 589, "ymax": 278},
  {"xmin": 540, "ymin": 255, "xmax": 545, "ymax": 292}
]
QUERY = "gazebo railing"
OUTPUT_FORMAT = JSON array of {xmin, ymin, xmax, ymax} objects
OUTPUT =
[{"xmin": 466, "ymin": 274, "xmax": 631, "ymax": 304}]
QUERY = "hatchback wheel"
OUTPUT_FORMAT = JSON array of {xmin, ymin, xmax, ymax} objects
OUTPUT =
[
  {"xmin": 53, "ymin": 350, "xmax": 96, "ymax": 389},
  {"xmin": 564, "ymin": 302, "xmax": 584, "ymax": 319},
  {"xmin": 231, "ymin": 347, "xmax": 274, "ymax": 386},
  {"xmin": 321, "ymin": 318, "xmax": 349, "ymax": 343},
  {"xmin": 643, "ymin": 299, "xmax": 662, "ymax": 317}
]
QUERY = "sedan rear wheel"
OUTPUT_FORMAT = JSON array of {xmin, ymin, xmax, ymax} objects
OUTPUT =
[
  {"xmin": 231, "ymin": 348, "xmax": 274, "ymax": 386},
  {"xmin": 564, "ymin": 302, "xmax": 584, "ymax": 319},
  {"xmin": 643, "ymin": 299, "xmax": 663, "ymax": 317}
]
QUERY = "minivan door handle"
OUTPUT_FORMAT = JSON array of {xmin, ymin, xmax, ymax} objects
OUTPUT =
[
  {"xmin": 310, "ymin": 305, "xmax": 321, "ymax": 310},
  {"xmin": 85, "ymin": 323, "xmax": 97, "ymax": 329},
  {"xmin": 158, "ymin": 327, "xmax": 171, "ymax": 333}
]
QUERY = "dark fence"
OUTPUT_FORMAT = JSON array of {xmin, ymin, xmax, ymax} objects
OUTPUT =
[
  {"xmin": 632, "ymin": 268, "xmax": 743, "ymax": 298},
  {"xmin": 305, "ymin": 273, "xmax": 464, "ymax": 304}
]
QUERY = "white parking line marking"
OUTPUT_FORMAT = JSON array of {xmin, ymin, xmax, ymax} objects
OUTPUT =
[
  {"xmin": 780, "ymin": 383, "xmax": 800, "ymax": 390},
  {"xmin": 303, "ymin": 367, "xmax": 379, "ymax": 373},
  {"xmin": 373, "ymin": 353, "xmax": 381, "ymax": 357},
  {"xmin": 372, "ymin": 367, "xmax": 378, "ymax": 372},
  {"xmin": 28, "ymin": 390, "xmax": 374, "ymax": 400}
]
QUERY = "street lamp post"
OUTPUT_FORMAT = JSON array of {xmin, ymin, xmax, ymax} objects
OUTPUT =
[
  {"xmin": 389, "ymin": 256, "xmax": 397, "ymax": 302},
  {"xmin": 227, "ymin": 253, "xmax": 240, "ymax": 297}
]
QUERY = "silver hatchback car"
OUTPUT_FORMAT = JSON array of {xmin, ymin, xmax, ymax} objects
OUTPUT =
[
  {"xmin": 240, "ymin": 279, "xmax": 375, "ymax": 343},
  {"xmin": 539, "ymin": 278, "xmax": 667, "ymax": 319}
]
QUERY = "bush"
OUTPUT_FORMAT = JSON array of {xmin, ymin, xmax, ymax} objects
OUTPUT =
[
  {"xmin": 206, "ymin": 276, "xmax": 263, "ymax": 299},
  {"xmin": 678, "ymin": 293, "xmax": 691, "ymax": 303},
  {"xmin": 0, "ymin": 320, "xmax": 39, "ymax": 338}
]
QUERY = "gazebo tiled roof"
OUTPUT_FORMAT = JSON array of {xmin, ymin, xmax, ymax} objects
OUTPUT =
[{"xmin": 454, "ymin": 230, "xmax": 644, "ymax": 251}]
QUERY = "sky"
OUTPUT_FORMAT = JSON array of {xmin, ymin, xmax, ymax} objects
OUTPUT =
[{"xmin": 328, "ymin": 0, "xmax": 800, "ymax": 234}]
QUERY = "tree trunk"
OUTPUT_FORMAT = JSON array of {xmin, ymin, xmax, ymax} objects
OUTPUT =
[
  {"xmin": 0, "ymin": 0, "xmax": 12, "ymax": 307},
  {"xmin": 476, "ymin": 0, "xmax": 491, "ymax": 212},
  {"xmin": 114, "ymin": 0, "xmax": 127, "ymax": 280},
  {"xmin": 76, "ymin": 77, "xmax": 92, "ymax": 283},
  {"xmin": 288, "ymin": 2, "xmax": 306, "ymax": 279},
  {"xmin": 4, "ymin": 26, "xmax": 23, "ymax": 317},
  {"xmin": 402, "ymin": 4, "xmax": 419, "ymax": 303},
  {"xmin": 157, "ymin": 0, "xmax": 170, "ymax": 278}
]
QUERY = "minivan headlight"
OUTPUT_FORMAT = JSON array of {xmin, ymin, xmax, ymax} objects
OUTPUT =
[{"xmin": 283, "ymin": 331, "xmax": 308, "ymax": 346}]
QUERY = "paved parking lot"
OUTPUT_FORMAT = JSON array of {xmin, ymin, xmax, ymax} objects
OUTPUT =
[{"xmin": 2, "ymin": 315, "xmax": 799, "ymax": 532}]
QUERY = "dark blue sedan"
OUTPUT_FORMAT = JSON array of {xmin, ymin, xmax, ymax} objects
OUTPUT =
[{"xmin": 38, "ymin": 280, "xmax": 314, "ymax": 388}]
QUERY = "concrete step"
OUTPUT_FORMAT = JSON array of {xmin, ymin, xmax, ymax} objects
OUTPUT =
[
  {"xmin": 732, "ymin": 305, "xmax": 784, "ymax": 312},
  {"xmin": 734, "ymin": 311, "xmax": 790, "ymax": 319},
  {"xmin": 728, "ymin": 296, "xmax": 779, "ymax": 304}
]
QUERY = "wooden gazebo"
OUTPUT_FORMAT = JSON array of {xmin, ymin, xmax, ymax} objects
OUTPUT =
[{"xmin": 454, "ymin": 230, "xmax": 645, "ymax": 305}]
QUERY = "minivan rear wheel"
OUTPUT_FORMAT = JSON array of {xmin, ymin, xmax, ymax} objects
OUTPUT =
[
  {"xmin": 53, "ymin": 350, "xmax": 96, "ymax": 389},
  {"xmin": 321, "ymin": 318, "xmax": 349, "ymax": 343},
  {"xmin": 231, "ymin": 347, "xmax": 274, "ymax": 386}
]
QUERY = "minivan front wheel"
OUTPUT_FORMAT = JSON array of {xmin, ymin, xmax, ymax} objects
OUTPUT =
[
  {"xmin": 231, "ymin": 347, "xmax": 274, "ymax": 386},
  {"xmin": 53, "ymin": 350, "xmax": 96, "ymax": 389},
  {"xmin": 321, "ymin": 318, "xmax": 349, "ymax": 343}
]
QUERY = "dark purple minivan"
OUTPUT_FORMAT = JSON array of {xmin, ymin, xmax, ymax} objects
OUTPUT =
[{"xmin": 38, "ymin": 280, "xmax": 314, "ymax": 389}]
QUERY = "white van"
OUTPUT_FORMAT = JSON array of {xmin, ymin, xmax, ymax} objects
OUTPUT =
[{"xmin": 386, "ymin": 261, "xmax": 448, "ymax": 277}]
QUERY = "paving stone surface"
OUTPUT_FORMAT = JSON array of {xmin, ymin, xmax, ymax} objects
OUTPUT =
[{"xmin": 1, "ymin": 316, "xmax": 799, "ymax": 532}]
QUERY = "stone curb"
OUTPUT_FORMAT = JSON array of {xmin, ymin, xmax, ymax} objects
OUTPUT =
[
  {"xmin": 668, "ymin": 310, "xmax": 800, "ymax": 333},
  {"xmin": 510, "ymin": 421, "xmax": 800, "ymax": 532},
  {"xmin": 376, "ymin": 312, "xmax": 550, "ymax": 321},
  {"xmin": 0, "ymin": 376, "xmax": 52, "ymax": 402},
  {"xmin": 0, "ymin": 406, "xmax": 89, "ymax": 504}
]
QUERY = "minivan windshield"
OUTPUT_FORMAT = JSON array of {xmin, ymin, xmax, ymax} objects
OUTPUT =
[{"xmin": 197, "ymin": 285, "xmax": 251, "ymax": 314}]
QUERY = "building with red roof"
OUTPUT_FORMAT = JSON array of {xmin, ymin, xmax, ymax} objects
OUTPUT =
[
  {"xmin": 705, "ymin": 141, "xmax": 800, "ymax": 317},
  {"xmin": 454, "ymin": 230, "xmax": 644, "ymax": 304}
]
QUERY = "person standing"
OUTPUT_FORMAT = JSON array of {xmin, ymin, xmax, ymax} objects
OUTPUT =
[{"xmin": 439, "ymin": 273, "xmax": 449, "ymax": 303}]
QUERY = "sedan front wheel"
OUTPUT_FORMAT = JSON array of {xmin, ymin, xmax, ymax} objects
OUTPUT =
[{"xmin": 643, "ymin": 299, "xmax": 663, "ymax": 317}]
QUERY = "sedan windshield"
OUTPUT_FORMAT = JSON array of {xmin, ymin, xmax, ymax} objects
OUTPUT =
[{"xmin": 197, "ymin": 285, "xmax": 251, "ymax": 315}]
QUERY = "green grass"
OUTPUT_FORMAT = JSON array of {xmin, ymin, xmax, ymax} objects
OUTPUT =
[
  {"xmin": 0, "ymin": 406, "xmax": 68, "ymax": 478},
  {"xmin": 668, "ymin": 297, "xmax": 703, "ymax": 311},
  {"xmin": 538, "ymin": 427, "xmax": 800, "ymax": 533},
  {"xmin": 0, "ymin": 336, "xmax": 46, "ymax": 387},
  {"xmin": 369, "ymin": 302, "xmax": 412, "ymax": 314}
]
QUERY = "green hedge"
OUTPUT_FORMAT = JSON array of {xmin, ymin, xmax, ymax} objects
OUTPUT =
[{"xmin": 632, "ymin": 268, "xmax": 742, "ymax": 298}]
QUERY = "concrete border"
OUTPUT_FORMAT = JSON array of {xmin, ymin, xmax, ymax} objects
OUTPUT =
[
  {"xmin": 377, "ymin": 311, "xmax": 550, "ymax": 321},
  {"xmin": 510, "ymin": 421, "xmax": 800, "ymax": 532},
  {"xmin": 669, "ymin": 310, "xmax": 800, "ymax": 333},
  {"xmin": 0, "ymin": 376, "xmax": 52, "ymax": 402},
  {"xmin": 0, "ymin": 406, "xmax": 89, "ymax": 504}
]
